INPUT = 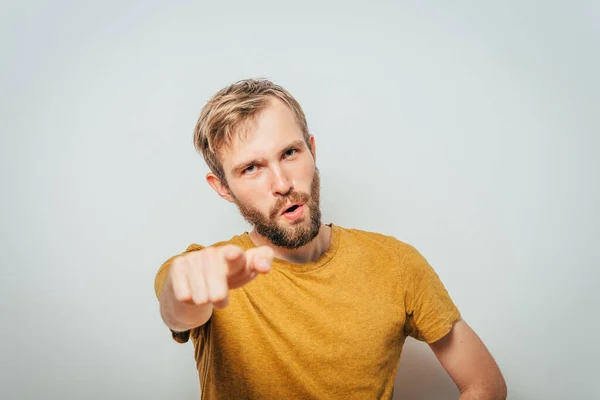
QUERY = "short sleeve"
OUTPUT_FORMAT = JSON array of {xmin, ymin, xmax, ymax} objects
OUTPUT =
[
  {"xmin": 154, "ymin": 243, "xmax": 205, "ymax": 343},
  {"xmin": 399, "ymin": 242, "xmax": 461, "ymax": 343}
]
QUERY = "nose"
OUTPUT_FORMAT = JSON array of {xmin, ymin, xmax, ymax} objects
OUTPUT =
[{"xmin": 270, "ymin": 165, "xmax": 293, "ymax": 196}]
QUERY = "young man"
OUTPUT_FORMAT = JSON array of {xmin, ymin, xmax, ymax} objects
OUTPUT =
[{"xmin": 154, "ymin": 79, "xmax": 507, "ymax": 399}]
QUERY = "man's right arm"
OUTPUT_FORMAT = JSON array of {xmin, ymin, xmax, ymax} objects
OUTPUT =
[
  {"xmin": 159, "ymin": 272, "xmax": 215, "ymax": 332},
  {"xmin": 157, "ymin": 244, "xmax": 274, "ymax": 333}
]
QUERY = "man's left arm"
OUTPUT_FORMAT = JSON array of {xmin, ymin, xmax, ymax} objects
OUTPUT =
[{"xmin": 429, "ymin": 318, "xmax": 507, "ymax": 400}]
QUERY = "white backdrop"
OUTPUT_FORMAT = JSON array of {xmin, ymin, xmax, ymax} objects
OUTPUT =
[{"xmin": 1, "ymin": 1, "xmax": 598, "ymax": 399}]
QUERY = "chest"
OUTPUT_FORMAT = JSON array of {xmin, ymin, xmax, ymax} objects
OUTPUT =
[{"xmin": 209, "ymin": 264, "xmax": 406, "ymax": 382}]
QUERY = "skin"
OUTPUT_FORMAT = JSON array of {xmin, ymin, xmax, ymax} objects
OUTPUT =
[{"xmin": 159, "ymin": 97, "xmax": 507, "ymax": 399}]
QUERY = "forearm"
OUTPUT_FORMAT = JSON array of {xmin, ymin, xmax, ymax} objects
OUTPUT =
[{"xmin": 159, "ymin": 277, "xmax": 213, "ymax": 331}]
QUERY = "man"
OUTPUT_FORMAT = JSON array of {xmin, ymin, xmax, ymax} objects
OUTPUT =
[{"xmin": 154, "ymin": 78, "xmax": 507, "ymax": 399}]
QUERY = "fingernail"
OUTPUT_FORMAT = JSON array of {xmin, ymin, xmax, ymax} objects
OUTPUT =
[{"xmin": 259, "ymin": 259, "xmax": 271, "ymax": 270}]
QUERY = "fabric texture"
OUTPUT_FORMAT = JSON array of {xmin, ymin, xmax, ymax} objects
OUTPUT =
[{"xmin": 154, "ymin": 224, "xmax": 461, "ymax": 399}]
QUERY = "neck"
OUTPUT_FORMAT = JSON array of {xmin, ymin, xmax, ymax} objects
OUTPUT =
[{"xmin": 248, "ymin": 224, "xmax": 332, "ymax": 264}]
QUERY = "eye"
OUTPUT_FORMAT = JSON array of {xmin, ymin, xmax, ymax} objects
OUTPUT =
[
  {"xmin": 283, "ymin": 148, "xmax": 298, "ymax": 158},
  {"xmin": 242, "ymin": 164, "xmax": 257, "ymax": 175}
]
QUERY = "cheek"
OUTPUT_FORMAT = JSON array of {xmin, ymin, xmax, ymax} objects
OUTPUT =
[
  {"xmin": 294, "ymin": 160, "xmax": 316, "ymax": 189},
  {"xmin": 232, "ymin": 183, "xmax": 273, "ymax": 211}
]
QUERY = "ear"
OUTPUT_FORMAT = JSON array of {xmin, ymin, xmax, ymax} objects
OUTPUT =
[
  {"xmin": 206, "ymin": 172, "xmax": 235, "ymax": 203},
  {"xmin": 309, "ymin": 135, "xmax": 316, "ymax": 160}
]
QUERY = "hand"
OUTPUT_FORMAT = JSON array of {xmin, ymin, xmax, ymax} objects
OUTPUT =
[{"xmin": 168, "ymin": 244, "xmax": 274, "ymax": 309}]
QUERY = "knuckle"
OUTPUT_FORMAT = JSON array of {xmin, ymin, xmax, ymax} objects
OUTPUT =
[
  {"xmin": 192, "ymin": 292, "xmax": 208, "ymax": 304},
  {"xmin": 221, "ymin": 244, "xmax": 236, "ymax": 252},
  {"xmin": 222, "ymin": 244, "xmax": 242, "ymax": 258},
  {"xmin": 202, "ymin": 249, "xmax": 218, "ymax": 265},
  {"xmin": 203, "ymin": 247, "xmax": 217, "ymax": 257},
  {"xmin": 173, "ymin": 254, "xmax": 194, "ymax": 271},
  {"xmin": 210, "ymin": 290, "xmax": 228, "ymax": 304},
  {"xmin": 171, "ymin": 256, "xmax": 184, "ymax": 269},
  {"xmin": 173, "ymin": 287, "xmax": 190, "ymax": 303},
  {"xmin": 210, "ymin": 292, "xmax": 226, "ymax": 303},
  {"xmin": 192, "ymin": 252, "xmax": 206, "ymax": 268}
]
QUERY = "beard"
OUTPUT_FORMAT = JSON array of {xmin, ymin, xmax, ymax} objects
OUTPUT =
[{"xmin": 233, "ymin": 168, "xmax": 322, "ymax": 249}]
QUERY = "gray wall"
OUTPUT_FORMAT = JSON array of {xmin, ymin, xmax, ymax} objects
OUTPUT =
[{"xmin": 1, "ymin": 1, "xmax": 598, "ymax": 399}]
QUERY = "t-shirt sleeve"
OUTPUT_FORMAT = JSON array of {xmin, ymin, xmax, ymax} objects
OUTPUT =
[
  {"xmin": 154, "ymin": 243, "xmax": 205, "ymax": 343},
  {"xmin": 399, "ymin": 241, "xmax": 461, "ymax": 343}
]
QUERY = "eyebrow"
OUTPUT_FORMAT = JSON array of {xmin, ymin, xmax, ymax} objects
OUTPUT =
[{"xmin": 231, "ymin": 139, "xmax": 306, "ymax": 175}]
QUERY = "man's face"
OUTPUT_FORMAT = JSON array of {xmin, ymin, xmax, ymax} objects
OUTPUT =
[{"xmin": 219, "ymin": 99, "xmax": 322, "ymax": 249}]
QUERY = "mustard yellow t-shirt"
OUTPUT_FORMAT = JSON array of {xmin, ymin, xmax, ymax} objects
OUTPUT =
[{"xmin": 154, "ymin": 224, "xmax": 460, "ymax": 399}]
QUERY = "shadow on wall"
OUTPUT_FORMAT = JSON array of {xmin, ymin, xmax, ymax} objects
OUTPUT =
[{"xmin": 393, "ymin": 339, "xmax": 459, "ymax": 400}]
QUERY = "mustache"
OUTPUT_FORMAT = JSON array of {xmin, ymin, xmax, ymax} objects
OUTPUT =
[{"xmin": 268, "ymin": 190, "xmax": 311, "ymax": 220}]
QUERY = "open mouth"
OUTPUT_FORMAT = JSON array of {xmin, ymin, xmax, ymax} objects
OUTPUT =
[
  {"xmin": 285, "ymin": 205, "xmax": 300, "ymax": 213},
  {"xmin": 281, "ymin": 203, "xmax": 303, "ymax": 215}
]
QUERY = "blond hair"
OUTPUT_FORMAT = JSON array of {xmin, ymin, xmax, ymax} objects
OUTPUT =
[{"xmin": 193, "ymin": 78, "xmax": 312, "ymax": 184}]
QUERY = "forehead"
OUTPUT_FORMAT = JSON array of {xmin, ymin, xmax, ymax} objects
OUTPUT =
[{"xmin": 220, "ymin": 98, "xmax": 305, "ymax": 168}]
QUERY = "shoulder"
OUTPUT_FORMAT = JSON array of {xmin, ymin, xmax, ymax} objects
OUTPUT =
[
  {"xmin": 334, "ymin": 224, "xmax": 408, "ymax": 253},
  {"xmin": 333, "ymin": 224, "xmax": 428, "ymax": 271},
  {"xmin": 333, "ymin": 225, "xmax": 406, "ymax": 266}
]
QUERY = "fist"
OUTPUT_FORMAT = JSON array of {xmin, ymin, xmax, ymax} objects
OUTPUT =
[{"xmin": 168, "ymin": 245, "xmax": 274, "ymax": 308}]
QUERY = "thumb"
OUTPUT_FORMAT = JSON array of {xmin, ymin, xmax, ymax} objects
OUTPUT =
[{"xmin": 220, "ymin": 245, "xmax": 246, "ymax": 275}]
